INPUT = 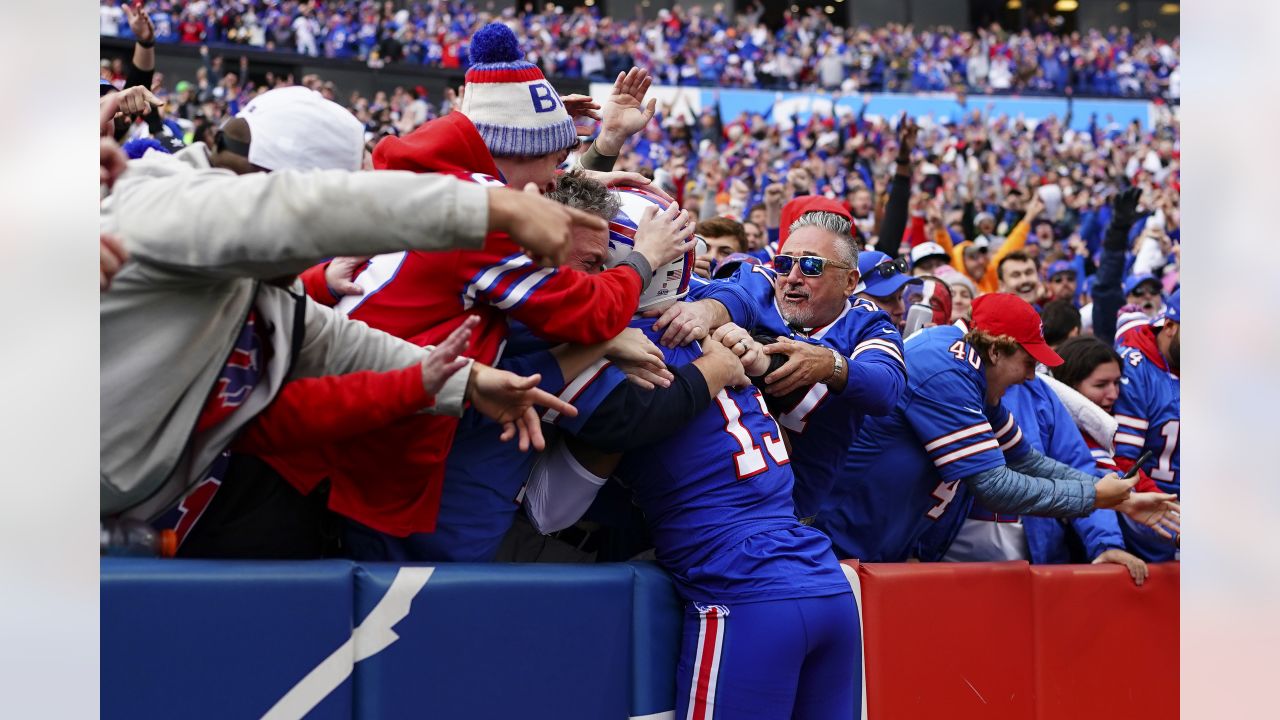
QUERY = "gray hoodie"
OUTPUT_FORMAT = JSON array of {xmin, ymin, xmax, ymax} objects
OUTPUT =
[{"xmin": 101, "ymin": 145, "xmax": 491, "ymax": 518}]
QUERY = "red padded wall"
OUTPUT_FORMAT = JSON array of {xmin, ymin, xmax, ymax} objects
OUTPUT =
[
  {"xmin": 1030, "ymin": 562, "xmax": 1180, "ymax": 720},
  {"xmin": 858, "ymin": 561, "xmax": 1037, "ymax": 719}
]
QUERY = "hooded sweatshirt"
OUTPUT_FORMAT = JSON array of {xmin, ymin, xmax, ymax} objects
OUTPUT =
[{"xmin": 281, "ymin": 112, "xmax": 647, "ymax": 535}]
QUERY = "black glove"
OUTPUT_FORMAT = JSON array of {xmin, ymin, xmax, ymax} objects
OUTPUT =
[{"xmin": 1110, "ymin": 187, "xmax": 1142, "ymax": 230}]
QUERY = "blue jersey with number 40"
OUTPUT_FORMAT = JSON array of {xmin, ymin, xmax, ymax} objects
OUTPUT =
[{"xmin": 817, "ymin": 323, "xmax": 1029, "ymax": 562}]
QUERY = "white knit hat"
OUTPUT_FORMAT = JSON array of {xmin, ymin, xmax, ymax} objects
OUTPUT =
[
  {"xmin": 236, "ymin": 86, "xmax": 364, "ymax": 172},
  {"xmin": 459, "ymin": 23, "xmax": 577, "ymax": 158}
]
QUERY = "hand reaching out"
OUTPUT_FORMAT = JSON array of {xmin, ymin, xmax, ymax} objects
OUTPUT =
[
  {"xmin": 694, "ymin": 336, "xmax": 750, "ymax": 391},
  {"xmin": 1024, "ymin": 193, "xmax": 1045, "ymax": 220},
  {"xmin": 630, "ymin": 201, "xmax": 696, "ymax": 271},
  {"xmin": 465, "ymin": 364, "xmax": 578, "ymax": 452},
  {"xmin": 101, "ymin": 234, "xmax": 128, "ymax": 292},
  {"xmin": 1110, "ymin": 186, "xmax": 1143, "ymax": 228},
  {"xmin": 420, "ymin": 315, "xmax": 478, "ymax": 396},
  {"xmin": 711, "ymin": 322, "xmax": 770, "ymax": 376},
  {"xmin": 101, "ymin": 137, "xmax": 127, "ymax": 188},
  {"xmin": 896, "ymin": 113, "xmax": 918, "ymax": 158},
  {"xmin": 763, "ymin": 183, "xmax": 785, "ymax": 212},
  {"xmin": 123, "ymin": 3, "xmax": 156, "ymax": 46},
  {"xmin": 104, "ymin": 85, "xmax": 162, "ymax": 120},
  {"xmin": 761, "ymin": 337, "xmax": 836, "ymax": 396},
  {"xmin": 605, "ymin": 328, "xmax": 673, "ymax": 389},
  {"xmin": 643, "ymin": 298, "xmax": 723, "ymax": 348},
  {"xmin": 323, "ymin": 256, "xmax": 372, "ymax": 298},
  {"xmin": 561, "ymin": 94, "xmax": 602, "ymax": 122},
  {"xmin": 1092, "ymin": 548, "xmax": 1149, "ymax": 586},
  {"xmin": 596, "ymin": 67, "xmax": 657, "ymax": 156},
  {"xmin": 1116, "ymin": 491, "xmax": 1181, "ymax": 540}
]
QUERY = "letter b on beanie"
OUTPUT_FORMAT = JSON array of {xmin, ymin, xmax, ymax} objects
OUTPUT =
[
  {"xmin": 460, "ymin": 23, "xmax": 577, "ymax": 157},
  {"xmin": 528, "ymin": 83, "xmax": 561, "ymax": 114}
]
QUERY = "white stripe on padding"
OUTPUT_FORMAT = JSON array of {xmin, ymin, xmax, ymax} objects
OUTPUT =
[
  {"xmin": 630, "ymin": 713, "xmax": 675, "ymax": 720},
  {"xmin": 840, "ymin": 564, "xmax": 869, "ymax": 720},
  {"xmin": 261, "ymin": 567, "xmax": 434, "ymax": 720}
]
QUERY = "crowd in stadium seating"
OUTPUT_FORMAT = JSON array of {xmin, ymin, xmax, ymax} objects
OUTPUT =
[
  {"xmin": 102, "ymin": 11, "xmax": 1180, "ymax": 712},
  {"xmin": 100, "ymin": 0, "xmax": 1180, "ymax": 99}
]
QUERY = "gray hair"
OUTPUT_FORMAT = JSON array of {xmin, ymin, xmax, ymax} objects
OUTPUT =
[
  {"xmin": 545, "ymin": 169, "xmax": 621, "ymax": 221},
  {"xmin": 788, "ymin": 211, "xmax": 858, "ymax": 268}
]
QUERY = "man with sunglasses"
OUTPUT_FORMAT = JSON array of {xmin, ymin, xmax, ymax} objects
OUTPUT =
[
  {"xmin": 1123, "ymin": 273, "xmax": 1165, "ymax": 318},
  {"xmin": 679, "ymin": 211, "xmax": 907, "ymax": 521},
  {"xmin": 854, "ymin": 250, "xmax": 923, "ymax": 330}
]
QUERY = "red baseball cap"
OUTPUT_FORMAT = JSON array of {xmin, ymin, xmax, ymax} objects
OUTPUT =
[
  {"xmin": 970, "ymin": 293, "xmax": 1063, "ymax": 367},
  {"xmin": 777, "ymin": 196, "xmax": 853, "ymax": 252}
]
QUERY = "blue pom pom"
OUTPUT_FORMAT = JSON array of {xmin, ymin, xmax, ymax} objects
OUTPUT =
[
  {"xmin": 122, "ymin": 137, "xmax": 170, "ymax": 160},
  {"xmin": 469, "ymin": 23, "xmax": 521, "ymax": 65}
]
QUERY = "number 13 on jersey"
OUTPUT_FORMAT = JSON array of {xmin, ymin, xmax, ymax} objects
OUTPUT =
[{"xmin": 715, "ymin": 387, "xmax": 791, "ymax": 479}]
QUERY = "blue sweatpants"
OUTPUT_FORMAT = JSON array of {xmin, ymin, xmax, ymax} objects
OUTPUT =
[{"xmin": 675, "ymin": 591, "xmax": 861, "ymax": 720}]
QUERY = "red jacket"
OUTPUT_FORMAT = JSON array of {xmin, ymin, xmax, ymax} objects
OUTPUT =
[{"xmin": 277, "ymin": 112, "xmax": 643, "ymax": 536}]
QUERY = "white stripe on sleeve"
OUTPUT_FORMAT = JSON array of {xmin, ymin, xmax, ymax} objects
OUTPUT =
[
  {"xmin": 933, "ymin": 438, "xmax": 1001, "ymax": 467},
  {"xmin": 924, "ymin": 422, "xmax": 993, "ymax": 453},
  {"xmin": 1114, "ymin": 414, "xmax": 1150, "ymax": 430}
]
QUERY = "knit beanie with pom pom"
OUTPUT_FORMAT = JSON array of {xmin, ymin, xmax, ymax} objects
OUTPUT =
[{"xmin": 459, "ymin": 22, "xmax": 577, "ymax": 158}]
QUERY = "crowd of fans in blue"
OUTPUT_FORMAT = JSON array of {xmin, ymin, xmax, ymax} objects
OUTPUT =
[{"xmin": 101, "ymin": 0, "xmax": 1179, "ymax": 99}]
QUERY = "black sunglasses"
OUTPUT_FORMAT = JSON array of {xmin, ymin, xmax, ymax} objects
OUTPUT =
[
  {"xmin": 774, "ymin": 254, "xmax": 852, "ymax": 278},
  {"xmin": 867, "ymin": 256, "xmax": 909, "ymax": 279}
]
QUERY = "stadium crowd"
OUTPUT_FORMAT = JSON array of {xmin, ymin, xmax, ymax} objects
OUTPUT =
[
  {"xmin": 101, "ymin": 11, "xmax": 1180, "ymax": 718},
  {"xmin": 100, "ymin": 0, "xmax": 1179, "ymax": 98}
]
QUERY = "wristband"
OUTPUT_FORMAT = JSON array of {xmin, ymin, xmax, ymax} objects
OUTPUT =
[
  {"xmin": 137, "ymin": 38, "xmax": 156, "ymax": 49},
  {"xmin": 896, "ymin": 154, "xmax": 910, "ymax": 165}
]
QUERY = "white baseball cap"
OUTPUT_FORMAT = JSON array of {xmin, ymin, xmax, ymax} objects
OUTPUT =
[
  {"xmin": 236, "ymin": 87, "xmax": 364, "ymax": 172},
  {"xmin": 910, "ymin": 241, "xmax": 951, "ymax": 267}
]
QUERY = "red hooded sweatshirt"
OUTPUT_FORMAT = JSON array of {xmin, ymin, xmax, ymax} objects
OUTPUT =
[{"xmin": 276, "ymin": 112, "xmax": 644, "ymax": 536}]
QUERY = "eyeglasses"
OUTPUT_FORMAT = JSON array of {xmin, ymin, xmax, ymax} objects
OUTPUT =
[
  {"xmin": 1129, "ymin": 286, "xmax": 1162, "ymax": 299},
  {"xmin": 774, "ymin": 254, "xmax": 852, "ymax": 278},
  {"xmin": 867, "ymin": 256, "xmax": 909, "ymax": 280}
]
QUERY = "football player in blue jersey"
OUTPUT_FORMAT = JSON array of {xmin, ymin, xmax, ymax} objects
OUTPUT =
[
  {"xmin": 1111, "ymin": 290, "xmax": 1181, "ymax": 559},
  {"xmin": 651, "ymin": 210, "xmax": 907, "ymax": 521},
  {"xmin": 525, "ymin": 215, "xmax": 862, "ymax": 720},
  {"xmin": 818, "ymin": 293, "xmax": 1180, "ymax": 563}
]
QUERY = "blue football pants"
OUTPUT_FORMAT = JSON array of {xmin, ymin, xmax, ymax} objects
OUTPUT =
[{"xmin": 675, "ymin": 591, "xmax": 861, "ymax": 720}]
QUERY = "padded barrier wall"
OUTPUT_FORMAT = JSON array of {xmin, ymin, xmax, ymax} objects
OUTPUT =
[{"xmin": 101, "ymin": 559, "xmax": 1176, "ymax": 720}]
